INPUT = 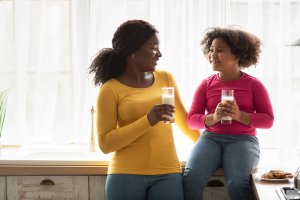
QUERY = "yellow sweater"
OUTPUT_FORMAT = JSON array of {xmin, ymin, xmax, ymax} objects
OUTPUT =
[{"xmin": 96, "ymin": 70, "xmax": 199, "ymax": 175}]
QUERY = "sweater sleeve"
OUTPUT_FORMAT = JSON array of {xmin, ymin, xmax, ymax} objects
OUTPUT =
[
  {"xmin": 96, "ymin": 86, "xmax": 152, "ymax": 154},
  {"xmin": 167, "ymin": 72, "xmax": 200, "ymax": 143},
  {"xmin": 187, "ymin": 81, "xmax": 207, "ymax": 130},
  {"xmin": 250, "ymin": 80, "xmax": 274, "ymax": 128}
]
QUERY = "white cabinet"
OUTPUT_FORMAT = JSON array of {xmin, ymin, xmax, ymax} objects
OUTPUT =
[
  {"xmin": 0, "ymin": 175, "xmax": 106, "ymax": 200},
  {"xmin": 6, "ymin": 176, "xmax": 88, "ymax": 200},
  {"xmin": 1, "ymin": 173, "xmax": 230, "ymax": 200}
]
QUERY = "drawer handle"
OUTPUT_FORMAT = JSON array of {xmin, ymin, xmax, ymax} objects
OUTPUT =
[
  {"xmin": 40, "ymin": 179, "xmax": 55, "ymax": 186},
  {"xmin": 206, "ymin": 179, "xmax": 225, "ymax": 187}
]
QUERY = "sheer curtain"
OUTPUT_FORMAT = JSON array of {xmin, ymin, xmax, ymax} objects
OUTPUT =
[
  {"xmin": 0, "ymin": 0, "xmax": 94, "ymax": 144},
  {"xmin": 1, "ymin": 0, "xmax": 300, "ymax": 151}
]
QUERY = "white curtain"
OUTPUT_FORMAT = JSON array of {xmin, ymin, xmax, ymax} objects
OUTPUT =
[{"xmin": 1, "ymin": 0, "xmax": 300, "ymax": 152}]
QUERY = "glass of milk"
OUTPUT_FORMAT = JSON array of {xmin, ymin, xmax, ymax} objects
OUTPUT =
[
  {"xmin": 221, "ymin": 89, "xmax": 234, "ymax": 124},
  {"xmin": 161, "ymin": 87, "xmax": 175, "ymax": 123}
]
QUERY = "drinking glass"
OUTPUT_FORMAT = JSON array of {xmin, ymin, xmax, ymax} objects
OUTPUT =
[
  {"xmin": 161, "ymin": 87, "xmax": 175, "ymax": 124},
  {"xmin": 221, "ymin": 89, "xmax": 234, "ymax": 124}
]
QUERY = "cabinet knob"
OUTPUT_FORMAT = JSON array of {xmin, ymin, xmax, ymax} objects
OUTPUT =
[{"xmin": 40, "ymin": 179, "xmax": 55, "ymax": 186}]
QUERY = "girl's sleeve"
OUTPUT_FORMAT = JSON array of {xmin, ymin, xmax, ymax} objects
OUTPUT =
[
  {"xmin": 187, "ymin": 81, "xmax": 207, "ymax": 130},
  {"xmin": 167, "ymin": 72, "xmax": 200, "ymax": 143},
  {"xmin": 250, "ymin": 80, "xmax": 274, "ymax": 128},
  {"xmin": 96, "ymin": 86, "xmax": 152, "ymax": 154}
]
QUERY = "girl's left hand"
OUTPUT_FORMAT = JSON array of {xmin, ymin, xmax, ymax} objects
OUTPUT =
[{"xmin": 229, "ymin": 99, "xmax": 242, "ymax": 120}]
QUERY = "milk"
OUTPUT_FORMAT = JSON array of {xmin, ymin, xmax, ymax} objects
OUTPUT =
[
  {"xmin": 161, "ymin": 87, "xmax": 175, "ymax": 123},
  {"xmin": 221, "ymin": 90, "xmax": 234, "ymax": 124},
  {"xmin": 162, "ymin": 95, "xmax": 174, "ymax": 106}
]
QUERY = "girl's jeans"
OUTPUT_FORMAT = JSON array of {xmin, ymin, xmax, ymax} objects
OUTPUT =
[{"xmin": 183, "ymin": 131, "xmax": 260, "ymax": 200}]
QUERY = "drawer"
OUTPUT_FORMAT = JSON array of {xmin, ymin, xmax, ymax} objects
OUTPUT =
[
  {"xmin": 203, "ymin": 176, "xmax": 230, "ymax": 200},
  {"xmin": 6, "ymin": 176, "xmax": 88, "ymax": 200}
]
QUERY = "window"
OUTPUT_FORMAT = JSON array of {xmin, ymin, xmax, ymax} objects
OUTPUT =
[{"xmin": 1, "ymin": 0, "xmax": 300, "ymax": 152}]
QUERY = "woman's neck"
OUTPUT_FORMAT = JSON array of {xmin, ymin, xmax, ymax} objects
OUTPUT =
[{"xmin": 116, "ymin": 71, "xmax": 154, "ymax": 88}]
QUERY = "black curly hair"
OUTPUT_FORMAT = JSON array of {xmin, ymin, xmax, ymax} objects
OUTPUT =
[
  {"xmin": 89, "ymin": 20, "xmax": 158, "ymax": 85},
  {"xmin": 200, "ymin": 27, "xmax": 262, "ymax": 68}
]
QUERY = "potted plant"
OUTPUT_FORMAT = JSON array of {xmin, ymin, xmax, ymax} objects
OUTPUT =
[{"xmin": 0, "ymin": 89, "xmax": 8, "ymax": 155}]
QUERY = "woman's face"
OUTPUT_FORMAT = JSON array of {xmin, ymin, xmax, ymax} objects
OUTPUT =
[
  {"xmin": 208, "ymin": 38, "xmax": 238, "ymax": 72},
  {"xmin": 133, "ymin": 34, "xmax": 162, "ymax": 71}
]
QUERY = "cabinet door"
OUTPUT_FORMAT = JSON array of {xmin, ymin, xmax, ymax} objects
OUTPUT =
[
  {"xmin": 0, "ymin": 176, "xmax": 6, "ymax": 200},
  {"xmin": 6, "ymin": 176, "xmax": 88, "ymax": 200},
  {"xmin": 89, "ymin": 176, "xmax": 107, "ymax": 200}
]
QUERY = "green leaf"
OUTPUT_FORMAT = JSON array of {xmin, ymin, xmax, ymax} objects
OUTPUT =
[{"xmin": 0, "ymin": 89, "xmax": 8, "ymax": 137}]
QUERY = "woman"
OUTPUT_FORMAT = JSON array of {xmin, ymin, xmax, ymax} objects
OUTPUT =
[
  {"xmin": 182, "ymin": 27, "xmax": 274, "ymax": 200},
  {"xmin": 89, "ymin": 20, "xmax": 199, "ymax": 200}
]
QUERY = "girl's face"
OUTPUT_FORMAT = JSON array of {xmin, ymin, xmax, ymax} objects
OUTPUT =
[
  {"xmin": 133, "ymin": 34, "xmax": 162, "ymax": 72},
  {"xmin": 208, "ymin": 38, "xmax": 238, "ymax": 72}
]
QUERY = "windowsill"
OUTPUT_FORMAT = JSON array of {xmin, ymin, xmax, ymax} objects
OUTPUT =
[{"xmin": 1, "ymin": 145, "xmax": 299, "ymax": 169}]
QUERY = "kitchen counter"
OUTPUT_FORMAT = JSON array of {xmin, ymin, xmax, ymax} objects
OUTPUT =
[
  {"xmin": 0, "ymin": 164, "xmax": 109, "ymax": 175},
  {"xmin": 0, "ymin": 144, "xmax": 191, "ymax": 176},
  {"xmin": 1, "ymin": 145, "xmax": 299, "ymax": 179},
  {"xmin": 0, "ymin": 144, "xmax": 110, "ymax": 175},
  {"xmin": 252, "ymin": 168, "xmax": 296, "ymax": 200},
  {"xmin": 251, "ymin": 148, "xmax": 300, "ymax": 200}
]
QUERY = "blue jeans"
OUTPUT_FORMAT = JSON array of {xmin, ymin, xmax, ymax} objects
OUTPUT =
[
  {"xmin": 105, "ymin": 173, "xmax": 184, "ymax": 200},
  {"xmin": 183, "ymin": 131, "xmax": 260, "ymax": 200}
]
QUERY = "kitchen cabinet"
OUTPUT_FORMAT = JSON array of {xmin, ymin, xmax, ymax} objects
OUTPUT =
[
  {"xmin": 1, "ymin": 174, "xmax": 229, "ymax": 200},
  {"xmin": 0, "ymin": 176, "xmax": 6, "ymax": 200},
  {"xmin": 203, "ymin": 171, "xmax": 231, "ymax": 200},
  {"xmin": 0, "ymin": 175, "xmax": 106, "ymax": 200},
  {"xmin": 89, "ymin": 176, "xmax": 106, "ymax": 200},
  {"xmin": 0, "ymin": 163, "xmax": 227, "ymax": 200}
]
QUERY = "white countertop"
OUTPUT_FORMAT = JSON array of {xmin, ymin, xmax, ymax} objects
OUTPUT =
[{"xmin": 0, "ymin": 144, "xmax": 110, "ymax": 166}]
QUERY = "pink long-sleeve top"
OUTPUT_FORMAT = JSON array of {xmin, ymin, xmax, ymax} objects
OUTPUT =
[{"xmin": 188, "ymin": 72, "xmax": 274, "ymax": 136}]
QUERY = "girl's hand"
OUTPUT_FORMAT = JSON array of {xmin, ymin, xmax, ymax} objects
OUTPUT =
[
  {"xmin": 213, "ymin": 102, "xmax": 224, "ymax": 122},
  {"xmin": 214, "ymin": 99, "xmax": 241, "ymax": 122},
  {"xmin": 230, "ymin": 99, "xmax": 242, "ymax": 120},
  {"xmin": 147, "ymin": 104, "xmax": 175, "ymax": 126}
]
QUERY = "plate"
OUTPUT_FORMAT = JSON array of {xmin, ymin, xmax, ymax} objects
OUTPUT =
[{"xmin": 260, "ymin": 177, "xmax": 292, "ymax": 182}]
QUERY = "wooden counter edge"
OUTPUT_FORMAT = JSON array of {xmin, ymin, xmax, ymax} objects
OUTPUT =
[{"xmin": 0, "ymin": 164, "xmax": 224, "ymax": 176}]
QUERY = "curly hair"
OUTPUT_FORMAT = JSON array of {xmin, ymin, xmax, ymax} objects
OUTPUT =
[
  {"xmin": 200, "ymin": 27, "xmax": 261, "ymax": 68},
  {"xmin": 89, "ymin": 20, "xmax": 158, "ymax": 85}
]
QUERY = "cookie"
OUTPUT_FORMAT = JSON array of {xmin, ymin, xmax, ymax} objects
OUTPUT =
[{"xmin": 261, "ymin": 170, "xmax": 294, "ymax": 179}]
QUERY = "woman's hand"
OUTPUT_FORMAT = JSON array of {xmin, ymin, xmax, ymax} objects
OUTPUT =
[{"xmin": 147, "ymin": 104, "xmax": 175, "ymax": 126}]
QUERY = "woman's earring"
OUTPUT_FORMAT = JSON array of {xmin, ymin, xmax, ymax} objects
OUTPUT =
[{"xmin": 131, "ymin": 54, "xmax": 135, "ymax": 58}]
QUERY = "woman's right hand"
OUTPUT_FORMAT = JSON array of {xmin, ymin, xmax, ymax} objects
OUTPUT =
[{"xmin": 147, "ymin": 104, "xmax": 175, "ymax": 126}]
